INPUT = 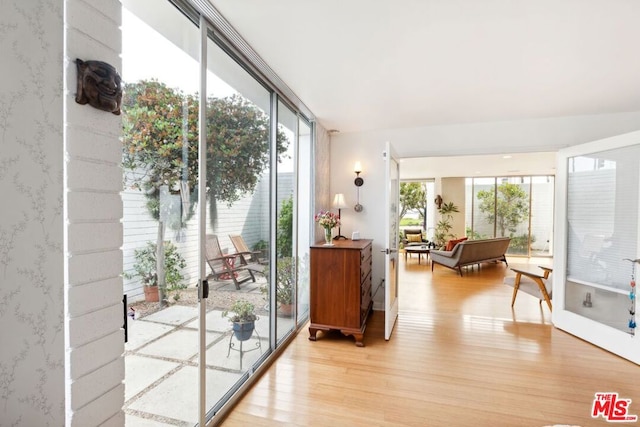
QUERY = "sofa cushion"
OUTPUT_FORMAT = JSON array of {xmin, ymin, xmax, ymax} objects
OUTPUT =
[
  {"xmin": 445, "ymin": 237, "xmax": 468, "ymax": 251},
  {"xmin": 407, "ymin": 233, "xmax": 423, "ymax": 243}
]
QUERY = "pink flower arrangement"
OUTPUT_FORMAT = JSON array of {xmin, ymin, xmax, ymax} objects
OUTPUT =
[{"xmin": 314, "ymin": 210, "xmax": 340, "ymax": 229}]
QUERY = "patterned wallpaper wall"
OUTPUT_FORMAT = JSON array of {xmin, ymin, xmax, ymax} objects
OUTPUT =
[
  {"xmin": 0, "ymin": 1, "xmax": 65, "ymax": 425},
  {"xmin": 314, "ymin": 123, "xmax": 331, "ymax": 242}
]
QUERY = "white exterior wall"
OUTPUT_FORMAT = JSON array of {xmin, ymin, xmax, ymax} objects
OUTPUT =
[
  {"xmin": 123, "ymin": 173, "xmax": 293, "ymax": 301},
  {"xmin": 0, "ymin": 1, "xmax": 65, "ymax": 425},
  {"xmin": 64, "ymin": 0, "xmax": 124, "ymax": 425}
]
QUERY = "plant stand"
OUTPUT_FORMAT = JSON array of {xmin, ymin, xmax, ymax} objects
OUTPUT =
[{"xmin": 227, "ymin": 328, "xmax": 262, "ymax": 370}]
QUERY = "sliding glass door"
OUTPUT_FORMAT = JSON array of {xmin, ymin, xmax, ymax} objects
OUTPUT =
[
  {"xmin": 122, "ymin": 1, "xmax": 313, "ymax": 423},
  {"xmin": 121, "ymin": 3, "xmax": 204, "ymax": 425},
  {"xmin": 203, "ymin": 24, "xmax": 275, "ymax": 420}
]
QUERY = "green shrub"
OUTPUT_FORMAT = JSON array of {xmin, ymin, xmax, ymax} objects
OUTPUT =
[{"xmin": 125, "ymin": 241, "xmax": 187, "ymax": 291}]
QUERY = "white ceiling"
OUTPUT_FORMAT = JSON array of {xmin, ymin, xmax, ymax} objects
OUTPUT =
[
  {"xmin": 400, "ymin": 151, "xmax": 556, "ymax": 179},
  {"xmin": 210, "ymin": 0, "xmax": 640, "ymax": 134},
  {"xmin": 208, "ymin": 0, "xmax": 640, "ymax": 176}
]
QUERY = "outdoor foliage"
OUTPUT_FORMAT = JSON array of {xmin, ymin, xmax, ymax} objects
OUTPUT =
[
  {"xmin": 277, "ymin": 195, "xmax": 293, "ymax": 258},
  {"xmin": 476, "ymin": 182, "xmax": 529, "ymax": 237},
  {"xmin": 122, "ymin": 79, "xmax": 290, "ymax": 229},
  {"xmin": 261, "ymin": 257, "xmax": 295, "ymax": 305},
  {"xmin": 509, "ymin": 233, "xmax": 536, "ymax": 254},
  {"xmin": 122, "ymin": 80, "xmax": 199, "ymax": 228},
  {"xmin": 276, "ymin": 257, "xmax": 295, "ymax": 305},
  {"xmin": 124, "ymin": 241, "xmax": 187, "ymax": 290},
  {"xmin": 400, "ymin": 182, "xmax": 426, "ymax": 222}
]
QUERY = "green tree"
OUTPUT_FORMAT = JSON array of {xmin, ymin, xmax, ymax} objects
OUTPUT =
[
  {"xmin": 399, "ymin": 182, "xmax": 426, "ymax": 224},
  {"xmin": 122, "ymin": 80, "xmax": 289, "ymax": 229},
  {"xmin": 205, "ymin": 95, "xmax": 288, "ymax": 226},
  {"xmin": 476, "ymin": 182, "xmax": 529, "ymax": 237}
]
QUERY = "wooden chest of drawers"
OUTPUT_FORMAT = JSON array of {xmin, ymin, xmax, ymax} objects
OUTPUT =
[{"xmin": 308, "ymin": 239, "xmax": 373, "ymax": 346}]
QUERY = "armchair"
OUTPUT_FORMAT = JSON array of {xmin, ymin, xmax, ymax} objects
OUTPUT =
[
  {"xmin": 503, "ymin": 266, "xmax": 553, "ymax": 311},
  {"xmin": 402, "ymin": 228, "xmax": 428, "ymax": 247}
]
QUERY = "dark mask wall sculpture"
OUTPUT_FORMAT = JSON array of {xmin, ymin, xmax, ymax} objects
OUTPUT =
[{"xmin": 75, "ymin": 59, "xmax": 123, "ymax": 115}]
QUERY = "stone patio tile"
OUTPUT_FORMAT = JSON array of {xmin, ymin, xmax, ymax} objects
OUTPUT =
[
  {"xmin": 205, "ymin": 334, "xmax": 266, "ymax": 371},
  {"xmin": 142, "ymin": 305, "xmax": 199, "ymax": 326},
  {"xmin": 137, "ymin": 329, "xmax": 221, "ymax": 361},
  {"xmin": 127, "ymin": 366, "xmax": 241, "ymax": 424},
  {"xmin": 254, "ymin": 315, "xmax": 272, "ymax": 337},
  {"xmin": 185, "ymin": 309, "xmax": 233, "ymax": 332},
  {"xmin": 125, "ymin": 414, "xmax": 176, "ymax": 427},
  {"xmin": 125, "ymin": 355, "xmax": 179, "ymax": 401},
  {"xmin": 125, "ymin": 321, "xmax": 174, "ymax": 352}
]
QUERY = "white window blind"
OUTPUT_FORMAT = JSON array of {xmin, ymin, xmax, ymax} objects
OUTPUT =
[{"xmin": 566, "ymin": 146, "xmax": 640, "ymax": 291}]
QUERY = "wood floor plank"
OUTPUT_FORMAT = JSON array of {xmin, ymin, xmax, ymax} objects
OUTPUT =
[{"xmin": 220, "ymin": 258, "xmax": 639, "ymax": 426}]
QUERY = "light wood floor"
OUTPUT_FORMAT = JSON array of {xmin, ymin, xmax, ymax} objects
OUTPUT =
[{"xmin": 220, "ymin": 258, "xmax": 639, "ymax": 426}]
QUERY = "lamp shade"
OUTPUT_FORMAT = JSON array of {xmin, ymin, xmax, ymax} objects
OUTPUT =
[
  {"xmin": 354, "ymin": 161, "xmax": 362, "ymax": 173},
  {"xmin": 333, "ymin": 193, "xmax": 347, "ymax": 209}
]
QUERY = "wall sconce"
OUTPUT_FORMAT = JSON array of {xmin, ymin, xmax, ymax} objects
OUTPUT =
[
  {"xmin": 332, "ymin": 193, "xmax": 347, "ymax": 240},
  {"xmin": 354, "ymin": 161, "xmax": 364, "ymax": 212}
]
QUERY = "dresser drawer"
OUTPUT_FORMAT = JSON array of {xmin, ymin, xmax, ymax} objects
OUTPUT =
[
  {"xmin": 360, "ymin": 257, "xmax": 372, "ymax": 283},
  {"xmin": 360, "ymin": 243, "xmax": 372, "ymax": 264}
]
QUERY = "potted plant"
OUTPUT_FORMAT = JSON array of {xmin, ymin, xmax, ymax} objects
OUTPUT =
[
  {"xmin": 124, "ymin": 240, "xmax": 187, "ymax": 303},
  {"xmin": 275, "ymin": 257, "xmax": 295, "ymax": 316},
  {"xmin": 223, "ymin": 299, "xmax": 258, "ymax": 341},
  {"xmin": 260, "ymin": 257, "xmax": 295, "ymax": 316},
  {"xmin": 252, "ymin": 239, "xmax": 269, "ymax": 260},
  {"xmin": 433, "ymin": 201, "xmax": 459, "ymax": 249}
]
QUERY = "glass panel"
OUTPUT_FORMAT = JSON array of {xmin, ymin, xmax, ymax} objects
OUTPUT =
[
  {"xmin": 399, "ymin": 181, "xmax": 427, "ymax": 244},
  {"xmin": 205, "ymin": 31, "xmax": 272, "ymax": 415},
  {"xmin": 425, "ymin": 180, "xmax": 436, "ymax": 242},
  {"xmin": 495, "ymin": 177, "xmax": 531, "ymax": 255},
  {"xmin": 297, "ymin": 118, "xmax": 312, "ymax": 325},
  {"xmin": 565, "ymin": 147, "xmax": 640, "ymax": 333},
  {"xmin": 121, "ymin": 4, "xmax": 201, "ymax": 424},
  {"xmin": 471, "ymin": 177, "xmax": 496, "ymax": 239},
  {"xmin": 276, "ymin": 100, "xmax": 296, "ymax": 340},
  {"xmin": 530, "ymin": 176, "xmax": 554, "ymax": 256},
  {"xmin": 464, "ymin": 178, "xmax": 473, "ymax": 238}
]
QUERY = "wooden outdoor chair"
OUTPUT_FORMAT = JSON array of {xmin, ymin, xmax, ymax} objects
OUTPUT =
[
  {"xmin": 229, "ymin": 235, "xmax": 268, "ymax": 265},
  {"xmin": 205, "ymin": 235, "xmax": 258, "ymax": 290}
]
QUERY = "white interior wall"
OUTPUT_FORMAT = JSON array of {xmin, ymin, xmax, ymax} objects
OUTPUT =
[
  {"xmin": 330, "ymin": 138, "xmax": 387, "ymax": 308},
  {"xmin": 441, "ymin": 177, "xmax": 466, "ymax": 239}
]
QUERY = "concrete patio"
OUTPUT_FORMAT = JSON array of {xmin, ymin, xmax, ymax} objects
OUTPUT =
[{"xmin": 123, "ymin": 283, "xmax": 294, "ymax": 426}]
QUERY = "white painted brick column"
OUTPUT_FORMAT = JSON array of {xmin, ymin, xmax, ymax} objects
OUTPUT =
[{"xmin": 64, "ymin": 0, "xmax": 124, "ymax": 425}]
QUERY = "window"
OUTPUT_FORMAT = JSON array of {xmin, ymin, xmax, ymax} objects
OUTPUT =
[{"xmin": 466, "ymin": 176, "xmax": 554, "ymax": 256}]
